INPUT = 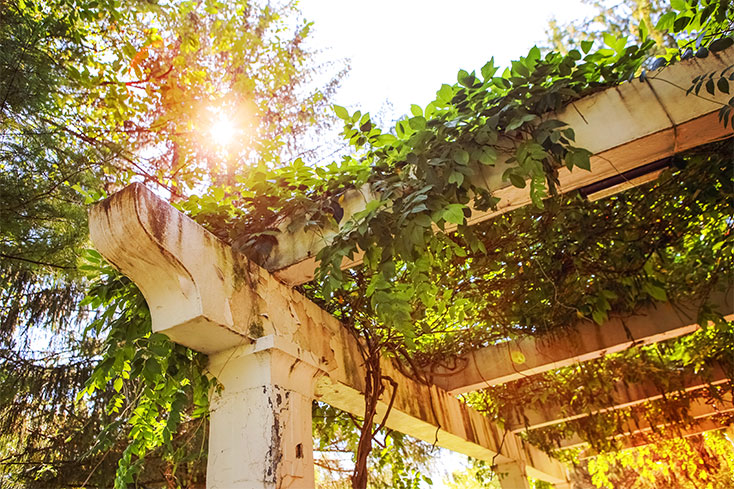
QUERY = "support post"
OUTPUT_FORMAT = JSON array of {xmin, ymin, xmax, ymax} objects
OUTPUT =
[
  {"xmin": 88, "ymin": 183, "xmax": 569, "ymax": 486},
  {"xmin": 206, "ymin": 342, "xmax": 319, "ymax": 489},
  {"xmin": 496, "ymin": 461, "xmax": 531, "ymax": 489}
]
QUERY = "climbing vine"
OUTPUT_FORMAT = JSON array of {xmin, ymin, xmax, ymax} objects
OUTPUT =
[
  {"xmin": 78, "ymin": 0, "xmax": 734, "ymax": 486},
  {"xmin": 79, "ymin": 253, "xmax": 212, "ymax": 487}
]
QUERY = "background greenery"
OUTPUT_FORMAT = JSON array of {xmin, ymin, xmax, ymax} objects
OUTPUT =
[{"xmin": 1, "ymin": 0, "xmax": 732, "ymax": 488}]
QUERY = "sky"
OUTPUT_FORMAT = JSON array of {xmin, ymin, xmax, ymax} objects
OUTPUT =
[
  {"xmin": 295, "ymin": 1, "xmax": 592, "ymax": 485},
  {"xmin": 299, "ymin": 0, "xmax": 594, "ymax": 123}
]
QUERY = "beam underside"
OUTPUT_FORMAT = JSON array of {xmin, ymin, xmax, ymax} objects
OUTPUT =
[
  {"xmin": 580, "ymin": 419, "xmax": 732, "ymax": 458},
  {"xmin": 506, "ymin": 365, "xmax": 730, "ymax": 432},
  {"xmin": 428, "ymin": 291, "xmax": 734, "ymax": 395},
  {"xmin": 89, "ymin": 184, "xmax": 568, "ymax": 484},
  {"xmin": 269, "ymin": 49, "xmax": 734, "ymax": 287},
  {"xmin": 89, "ymin": 47, "xmax": 734, "ymax": 481},
  {"xmin": 558, "ymin": 393, "xmax": 734, "ymax": 449}
]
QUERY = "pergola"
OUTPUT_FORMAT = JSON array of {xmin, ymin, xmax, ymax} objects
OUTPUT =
[{"xmin": 89, "ymin": 48, "xmax": 734, "ymax": 488}]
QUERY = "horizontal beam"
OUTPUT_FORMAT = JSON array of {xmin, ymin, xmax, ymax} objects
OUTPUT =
[
  {"xmin": 425, "ymin": 291, "xmax": 734, "ymax": 395},
  {"xmin": 558, "ymin": 392, "xmax": 734, "ymax": 449},
  {"xmin": 312, "ymin": 330, "xmax": 566, "ymax": 483},
  {"xmin": 506, "ymin": 365, "xmax": 730, "ymax": 433},
  {"xmin": 263, "ymin": 47, "xmax": 734, "ymax": 286},
  {"xmin": 89, "ymin": 184, "xmax": 569, "ymax": 484},
  {"xmin": 580, "ymin": 418, "xmax": 731, "ymax": 458}
]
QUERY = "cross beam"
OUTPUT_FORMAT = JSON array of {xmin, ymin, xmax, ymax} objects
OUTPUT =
[
  {"xmin": 261, "ymin": 48, "xmax": 734, "ymax": 286},
  {"xmin": 505, "ymin": 365, "xmax": 730, "ymax": 433},
  {"xmin": 579, "ymin": 419, "xmax": 733, "ymax": 458},
  {"xmin": 89, "ymin": 183, "xmax": 570, "ymax": 488},
  {"xmin": 424, "ymin": 291, "xmax": 734, "ymax": 395},
  {"xmin": 557, "ymin": 392, "xmax": 734, "ymax": 450}
]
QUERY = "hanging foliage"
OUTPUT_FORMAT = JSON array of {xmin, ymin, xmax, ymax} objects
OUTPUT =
[{"xmin": 4, "ymin": 0, "xmax": 734, "ymax": 487}]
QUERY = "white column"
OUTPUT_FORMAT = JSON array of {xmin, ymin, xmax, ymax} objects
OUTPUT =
[
  {"xmin": 496, "ymin": 461, "xmax": 531, "ymax": 489},
  {"xmin": 206, "ymin": 344, "xmax": 319, "ymax": 489}
]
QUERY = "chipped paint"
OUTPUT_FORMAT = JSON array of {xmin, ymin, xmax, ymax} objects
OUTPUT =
[{"xmin": 90, "ymin": 183, "xmax": 570, "ymax": 486}]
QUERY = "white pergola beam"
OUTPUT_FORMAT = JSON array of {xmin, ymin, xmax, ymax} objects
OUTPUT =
[
  {"xmin": 506, "ymin": 365, "xmax": 730, "ymax": 432},
  {"xmin": 579, "ymin": 419, "xmax": 732, "ymax": 459},
  {"xmin": 425, "ymin": 291, "xmax": 734, "ymax": 395},
  {"xmin": 557, "ymin": 392, "xmax": 734, "ymax": 450},
  {"xmin": 89, "ymin": 184, "xmax": 569, "ymax": 486},
  {"xmin": 264, "ymin": 48, "xmax": 734, "ymax": 287}
]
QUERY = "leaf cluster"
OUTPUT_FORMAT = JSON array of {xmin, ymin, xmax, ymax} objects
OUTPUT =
[{"xmin": 186, "ymin": 6, "xmax": 734, "ymax": 484}]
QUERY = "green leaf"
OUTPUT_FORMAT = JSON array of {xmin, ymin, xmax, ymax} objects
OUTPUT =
[
  {"xmin": 567, "ymin": 147, "xmax": 592, "ymax": 171},
  {"xmin": 474, "ymin": 127, "xmax": 498, "ymax": 145},
  {"xmin": 592, "ymin": 309, "xmax": 607, "ymax": 325},
  {"xmin": 567, "ymin": 49, "xmax": 582, "ymax": 61},
  {"xmin": 493, "ymin": 77, "xmax": 511, "ymax": 89},
  {"xmin": 524, "ymin": 46, "xmax": 539, "ymax": 65},
  {"xmin": 706, "ymin": 78, "xmax": 716, "ymax": 95},
  {"xmin": 710, "ymin": 37, "xmax": 734, "ymax": 53},
  {"xmin": 581, "ymin": 40, "xmax": 593, "ymax": 54},
  {"xmin": 717, "ymin": 77, "xmax": 730, "ymax": 94},
  {"xmin": 142, "ymin": 358, "xmax": 162, "ymax": 384},
  {"xmin": 458, "ymin": 69, "xmax": 476, "ymax": 87},
  {"xmin": 638, "ymin": 18, "xmax": 649, "ymax": 41},
  {"xmin": 373, "ymin": 134, "xmax": 397, "ymax": 147},
  {"xmin": 413, "ymin": 214, "xmax": 432, "ymax": 227},
  {"xmin": 673, "ymin": 16, "xmax": 691, "ymax": 33},
  {"xmin": 409, "ymin": 116, "xmax": 426, "ymax": 130},
  {"xmin": 436, "ymin": 84, "xmax": 453, "ymax": 104},
  {"xmin": 655, "ymin": 11, "xmax": 676, "ymax": 31},
  {"xmin": 508, "ymin": 173, "xmax": 526, "ymax": 189},
  {"xmin": 481, "ymin": 58, "xmax": 497, "ymax": 81},
  {"xmin": 603, "ymin": 32, "xmax": 624, "ymax": 52},
  {"xmin": 448, "ymin": 171, "xmax": 464, "ymax": 186},
  {"xmin": 451, "ymin": 148, "xmax": 470, "ymax": 166},
  {"xmin": 506, "ymin": 113, "xmax": 537, "ymax": 131},
  {"xmin": 410, "ymin": 104, "xmax": 423, "ymax": 117},
  {"xmin": 475, "ymin": 146, "xmax": 497, "ymax": 165},
  {"xmin": 511, "ymin": 60, "xmax": 530, "ymax": 78},
  {"xmin": 644, "ymin": 283, "xmax": 668, "ymax": 301},
  {"xmin": 442, "ymin": 204, "xmax": 466, "ymax": 225},
  {"xmin": 333, "ymin": 105, "xmax": 349, "ymax": 120}
]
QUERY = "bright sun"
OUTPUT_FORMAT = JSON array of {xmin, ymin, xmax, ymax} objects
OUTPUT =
[{"xmin": 210, "ymin": 114, "xmax": 237, "ymax": 147}]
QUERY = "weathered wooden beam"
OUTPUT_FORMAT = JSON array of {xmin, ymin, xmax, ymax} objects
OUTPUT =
[
  {"xmin": 579, "ymin": 419, "xmax": 732, "ymax": 459},
  {"xmin": 557, "ymin": 392, "xmax": 734, "ymax": 450},
  {"xmin": 424, "ymin": 291, "xmax": 734, "ymax": 395},
  {"xmin": 506, "ymin": 365, "xmax": 730, "ymax": 433},
  {"xmin": 263, "ymin": 48, "xmax": 734, "ymax": 286},
  {"xmin": 89, "ymin": 184, "xmax": 570, "ymax": 485}
]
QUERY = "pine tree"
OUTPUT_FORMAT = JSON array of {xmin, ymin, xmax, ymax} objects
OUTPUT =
[{"xmin": 0, "ymin": 0, "xmax": 343, "ymax": 485}]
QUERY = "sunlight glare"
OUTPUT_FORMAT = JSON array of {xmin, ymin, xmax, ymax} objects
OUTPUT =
[{"xmin": 210, "ymin": 113, "xmax": 237, "ymax": 148}]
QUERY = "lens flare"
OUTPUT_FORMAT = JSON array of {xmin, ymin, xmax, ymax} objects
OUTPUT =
[{"xmin": 210, "ymin": 114, "xmax": 237, "ymax": 147}]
